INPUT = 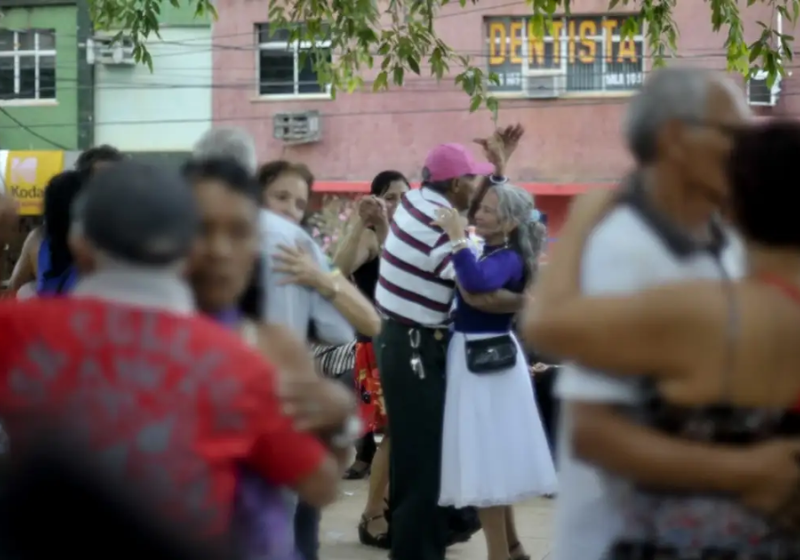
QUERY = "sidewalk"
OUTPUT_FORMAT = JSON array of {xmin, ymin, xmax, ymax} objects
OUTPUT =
[{"xmin": 319, "ymin": 480, "xmax": 554, "ymax": 560}]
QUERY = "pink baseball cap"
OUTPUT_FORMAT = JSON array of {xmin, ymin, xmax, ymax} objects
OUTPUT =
[{"xmin": 422, "ymin": 143, "xmax": 494, "ymax": 182}]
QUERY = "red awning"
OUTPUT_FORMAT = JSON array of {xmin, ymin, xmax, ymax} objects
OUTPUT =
[{"xmin": 313, "ymin": 181, "xmax": 614, "ymax": 195}]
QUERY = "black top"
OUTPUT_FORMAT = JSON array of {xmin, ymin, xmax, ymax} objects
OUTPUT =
[{"xmin": 351, "ymin": 256, "xmax": 380, "ymax": 342}]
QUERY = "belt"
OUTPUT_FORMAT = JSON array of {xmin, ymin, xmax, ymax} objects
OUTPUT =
[
  {"xmin": 382, "ymin": 314, "xmax": 450, "ymax": 331},
  {"xmin": 608, "ymin": 541, "xmax": 799, "ymax": 560}
]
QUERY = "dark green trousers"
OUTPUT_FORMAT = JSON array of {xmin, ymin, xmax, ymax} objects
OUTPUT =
[{"xmin": 375, "ymin": 318, "xmax": 449, "ymax": 560}]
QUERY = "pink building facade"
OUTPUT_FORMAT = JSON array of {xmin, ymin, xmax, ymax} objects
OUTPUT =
[{"xmin": 212, "ymin": 0, "xmax": 793, "ymax": 232}]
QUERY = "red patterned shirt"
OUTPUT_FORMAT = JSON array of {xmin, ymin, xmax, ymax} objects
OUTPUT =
[{"xmin": 0, "ymin": 297, "xmax": 327, "ymax": 538}]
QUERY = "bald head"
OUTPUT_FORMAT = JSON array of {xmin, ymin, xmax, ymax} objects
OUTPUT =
[
  {"xmin": 623, "ymin": 67, "xmax": 749, "ymax": 164},
  {"xmin": 193, "ymin": 127, "xmax": 258, "ymax": 174}
]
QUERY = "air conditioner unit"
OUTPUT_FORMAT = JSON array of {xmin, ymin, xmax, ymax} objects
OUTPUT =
[
  {"xmin": 747, "ymin": 70, "xmax": 781, "ymax": 107},
  {"xmin": 273, "ymin": 111, "xmax": 322, "ymax": 145},
  {"xmin": 87, "ymin": 36, "xmax": 136, "ymax": 67},
  {"xmin": 523, "ymin": 71, "xmax": 565, "ymax": 99}
]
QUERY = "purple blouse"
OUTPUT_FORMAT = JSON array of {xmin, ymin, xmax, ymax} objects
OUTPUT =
[
  {"xmin": 451, "ymin": 245, "xmax": 525, "ymax": 334},
  {"xmin": 211, "ymin": 309, "xmax": 298, "ymax": 560}
]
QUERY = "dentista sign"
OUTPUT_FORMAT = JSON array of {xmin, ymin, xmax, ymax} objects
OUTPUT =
[{"xmin": 485, "ymin": 14, "xmax": 644, "ymax": 93}]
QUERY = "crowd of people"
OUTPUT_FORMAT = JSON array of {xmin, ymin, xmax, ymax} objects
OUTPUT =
[{"xmin": 2, "ymin": 64, "xmax": 800, "ymax": 560}]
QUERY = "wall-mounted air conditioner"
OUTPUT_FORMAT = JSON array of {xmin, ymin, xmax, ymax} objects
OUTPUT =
[
  {"xmin": 523, "ymin": 70, "xmax": 566, "ymax": 99},
  {"xmin": 87, "ymin": 36, "xmax": 136, "ymax": 67},
  {"xmin": 747, "ymin": 70, "xmax": 781, "ymax": 107},
  {"xmin": 273, "ymin": 111, "xmax": 322, "ymax": 145}
]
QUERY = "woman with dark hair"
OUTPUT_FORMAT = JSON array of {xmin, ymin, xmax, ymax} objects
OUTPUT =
[
  {"xmin": 434, "ymin": 182, "xmax": 556, "ymax": 560},
  {"xmin": 184, "ymin": 157, "xmax": 353, "ymax": 560},
  {"xmin": 9, "ymin": 147, "xmax": 123, "ymax": 298},
  {"xmin": 523, "ymin": 120, "xmax": 800, "ymax": 558},
  {"xmin": 74, "ymin": 144, "xmax": 125, "ymax": 180},
  {"xmin": 257, "ymin": 160, "xmax": 314, "ymax": 225},
  {"xmin": 258, "ymin": 159, "xmax": 380, "ymax": 339},
  {"xmin": 37, "ymin": 170, "xmax": 83, "ymax": 295},
  {"xmin": 332, "ymin": 170, "xmax": 409, "ymax": 547}
]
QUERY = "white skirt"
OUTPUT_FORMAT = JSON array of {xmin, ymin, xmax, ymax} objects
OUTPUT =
[{"xmin": 439, "ymin": 331, "xmax": 557, "ymax": 508}]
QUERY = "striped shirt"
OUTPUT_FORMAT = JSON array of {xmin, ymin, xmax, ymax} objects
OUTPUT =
[{"xmin": 374, "ymin": 188, "xmax": 457, "ymax": 326}]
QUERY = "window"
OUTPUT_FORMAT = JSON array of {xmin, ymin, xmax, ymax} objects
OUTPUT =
[
  {"xmin": 485, "ymin": 15, "xmax": 643, "ymax": 95},
  {"xmin": 0, "ymin": 29, "xmax": 56, "ymax": 102},
  {"xmin": 256, "ymin": 24, "xmax": 331, "ymax": 97}
]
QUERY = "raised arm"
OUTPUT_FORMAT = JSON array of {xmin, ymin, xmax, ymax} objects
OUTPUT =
[{"xmin": 332, "ymin": 205, "xmax": 379, "ymax": 277}]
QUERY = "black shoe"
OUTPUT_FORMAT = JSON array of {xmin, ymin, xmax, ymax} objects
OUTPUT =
[
  {"xmin": 445, "ymin": 507, "xmax": 481, "ymax": 547},
  {"xmin": 358, "ymin": 514, "xmax": 390, "ymax": 550},
  {"xmin": 509, "ymin": 541, "xmax": 531, "ymax": 560},
  {"xmin": 446, "ymin": 527, "xmax": 478, "ymax": 546},
  {"xmin": 343, "ymin": 462, "xmax": 371, "ymax": 480}
]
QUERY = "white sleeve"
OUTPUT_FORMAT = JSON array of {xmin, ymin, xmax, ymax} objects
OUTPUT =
[
  {"xmin": 430, "ymin": 240, "xmax": 454, "ymax": 281},
  {"xmin": 306, "ymin": 239, "xmax": 355, "ymax": 345},
  {"xmin": 554, "ymin": 233, "xmax": 660, "ymax": 404}
]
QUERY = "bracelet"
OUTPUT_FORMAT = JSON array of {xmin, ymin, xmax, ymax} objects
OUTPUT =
[
  {"xmin": 320, "ymin": 269, "xmax": 342, "ymax": 301},
  {"xmin": 451, "ymin": 238, "xmax": 469, "ymax": 253}
]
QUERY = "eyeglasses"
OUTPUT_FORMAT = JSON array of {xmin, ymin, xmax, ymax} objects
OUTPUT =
[{"xmin": 679, "ymin": 117, "xmax": 748, "ymax": 137}]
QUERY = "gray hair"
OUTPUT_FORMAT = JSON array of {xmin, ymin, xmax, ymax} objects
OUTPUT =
[
  {"xmin": 493, "ymin": 182, "xmax": 546, "ymax": 284},
  {"xmin": 192, "ymin": 127, "xmax": 258, "ymax": 174},
  {"xmin": 623, "ymin": 67, "xmax": 715, "ymax": 164}
]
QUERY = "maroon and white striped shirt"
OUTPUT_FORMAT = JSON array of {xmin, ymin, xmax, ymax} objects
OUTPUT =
[{"xmin": 374, "ymin": 188, "xmax": 456, "ymax": 326}]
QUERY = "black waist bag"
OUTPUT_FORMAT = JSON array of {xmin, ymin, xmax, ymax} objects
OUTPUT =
[{"xmin": 465, "ymin": 334, "xmax": 517, "ymax": 374}]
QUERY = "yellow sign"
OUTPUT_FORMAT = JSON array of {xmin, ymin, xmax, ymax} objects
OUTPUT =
[
  {"xmin": 487, "ymin": 15, "xmax": 641, "ymax": 68},
  {"xmin": 4, "ymin": 151, "xmax": 64, "ymax": 216}
]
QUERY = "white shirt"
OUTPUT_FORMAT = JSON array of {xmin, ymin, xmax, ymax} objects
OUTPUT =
[
  {"xmin": 374, "ymin": 188, "xmax": 456, "ymax": 326},
  {"xmin": 551, "ymin": 205, "xmax": 744, "ymax": 560},
  {"xmin": 259, "ymin": 210, "xmax": 354, "ymax": 345}
]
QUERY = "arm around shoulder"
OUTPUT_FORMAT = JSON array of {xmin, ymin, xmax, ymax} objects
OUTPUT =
[{"xmin": 569, "ymin": 401, "xmax": 772, "ymax": 496}]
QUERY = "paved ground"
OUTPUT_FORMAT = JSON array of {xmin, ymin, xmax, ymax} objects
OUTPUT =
[{"xmin": 319, "ymin": 480, "xmax": 554, "ymax": 560}]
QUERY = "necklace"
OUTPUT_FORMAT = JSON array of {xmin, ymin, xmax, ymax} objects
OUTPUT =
[{"xmin": 479, "ymin": 243, "xmax": 509, "ymax": 261}]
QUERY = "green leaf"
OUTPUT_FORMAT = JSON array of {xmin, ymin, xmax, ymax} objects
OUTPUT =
[
  {"xmin": 86, "ymin": 0, "xmax": 797, "ymax": 111},
  {"xmin": 392, "ymin": 66, "xmax": 404, "ymax": 85},
  {"xmin": 469, "ymin": 95, "xmax": 482, "ymax": 112},
  {"xmin": 373, "ymin": 71, "xmax": 389, "ymax": 91}
]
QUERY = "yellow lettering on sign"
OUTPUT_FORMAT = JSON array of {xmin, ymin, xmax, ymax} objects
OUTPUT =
[
  {"xmin": 577, "ymin": 20, "xmax": 597, "ymax": 63},
  {"xmin": 618, "ymin": 35, "xmax": 637, "ymax": 62},
  {"xmin": 4, "ymin": 151, "xmax": 64, "ymax": 216},
  {"xmin": 551, "ymin": 20, "xmax": 563, "ymax": 64},
  {"xmin": 489, "ymin": 22, "xmax": 507, "ymax": 65},
  {"xmin": 509, "ymin": 21, "xmax": 523, "ymax": 64},
  {"xmin": 567, "ymin": 21, "xmax": 575, "ymax": 63},
  {"xmin": 602, "ymin": 19, "xmax": 618, "ymax": 62},
  {"xmin": 527, "ymin": 20, "xmax": 546, "ymax": 66}
]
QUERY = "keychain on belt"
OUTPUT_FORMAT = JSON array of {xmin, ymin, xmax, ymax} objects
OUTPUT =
[{"xmin": 409, "ymin": 329, "xmax": 425, "ymax": 379}]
